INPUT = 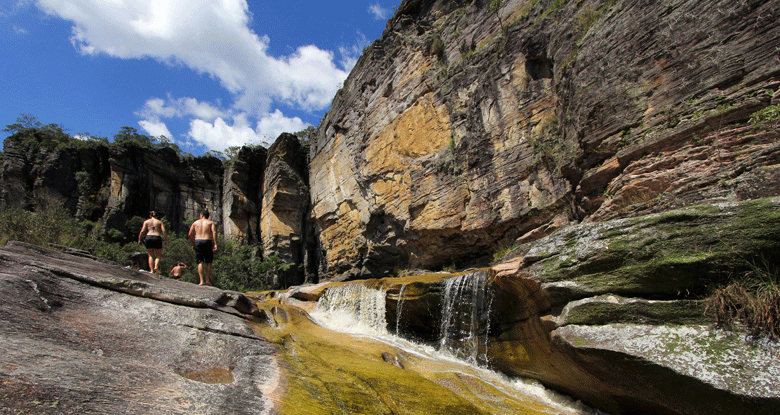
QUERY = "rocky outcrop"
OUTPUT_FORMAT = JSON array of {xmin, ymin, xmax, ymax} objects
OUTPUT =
[
  {"xmin": 222, "ymin": 146, "xmax": 267, "ymax": 243},
  {"xmin": 0, "ymin": 134, "xmax": 111, "ymax": 219},
  {"xmin": 485, "ymin": 197, "xmax": 780, "ymax": 415},
  {"xmin": 286, "ymin": 197, "xmax": 780, "ymax": 415},
  {"xmin": 0, "ymin": 241, "xmax": 279, "ymax": 413},
  {"xmin": 101, "ymin": 144, "xmax": 224, "ymax": 237},
  {"xmin": 261, "ymin": 134, "xmax": 310, "ymax": 287},
  {"xmin": 310, "ymin": 0, "xmax": 780, "ymax": 280}
]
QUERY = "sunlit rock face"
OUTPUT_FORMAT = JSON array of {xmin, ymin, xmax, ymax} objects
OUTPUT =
[
  {"xmin": 0, "ymin": 135, "xmax": 309, "ymax": 277},
  {"xmin": 0, "ymin": 241, "xmax": 280, "ymax": 413},
  {"xmin": 309, "ymin": 0, "xmax": 780, "ymax": 280},
  {"xmin": 292, "ymin": 197, "xmax": 780, "ymax": 415},
  {"xmin": 261, "ymin": 133, "xmax": 310, "ymax": 287}
]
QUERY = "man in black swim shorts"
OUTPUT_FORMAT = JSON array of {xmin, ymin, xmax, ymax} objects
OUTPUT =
[{"xmin": 188, "ymin": 209, "xmax": 218, "ymax": 286}]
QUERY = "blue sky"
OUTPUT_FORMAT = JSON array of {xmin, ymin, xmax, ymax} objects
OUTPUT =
[{"xmin": 1, "ymin": 0, "xmax": 394, "ymax": 154}]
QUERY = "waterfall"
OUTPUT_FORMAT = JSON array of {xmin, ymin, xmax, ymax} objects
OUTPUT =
[
  {"xmin": 395, "ymin": 283, "xmax": 407, "ymax": 338},
  {"xmin": 310, "ymin": 270, "xmax": 492, "ymax": 365},
  {"xmin": 437, "ymin": 270, "xmax": 492, "ymax": 365},
  {"xmin": 309, "ymin": 283, "xmax": 389, "ymax": 336}
]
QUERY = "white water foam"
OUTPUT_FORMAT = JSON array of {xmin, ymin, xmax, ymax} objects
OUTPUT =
[{"xmin": 307, "ymin": 274, "xmax": 606, "ymax": 415}]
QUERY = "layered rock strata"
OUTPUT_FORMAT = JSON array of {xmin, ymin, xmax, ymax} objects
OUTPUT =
[
  {"xmin": 261, "ymin": 133, "xmax": 311, "ymax": 287},
  {"xmin": 1, "ymin": 135, "xmax": 308, "ymax": 286},
  {"xmin": 310, "ymin": 0, "xmax": 780, "ymax": 279}
]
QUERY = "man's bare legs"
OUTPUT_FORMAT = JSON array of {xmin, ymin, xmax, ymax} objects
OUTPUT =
[{"xmin": 197, "ymin": 262, "xmax": 211, "ymax": 286}]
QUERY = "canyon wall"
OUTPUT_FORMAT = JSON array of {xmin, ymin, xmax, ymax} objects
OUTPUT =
[
  {"xmin": 0, "ymin": 134, "xmax": 308, "ymax": 285},
  {"xmin": 310, "ymin": 0, "xmax": 780, "ymax": 280}
]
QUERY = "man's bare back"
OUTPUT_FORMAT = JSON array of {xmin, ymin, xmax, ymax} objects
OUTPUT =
[{"xmin": 189, "ymin": 218, "xmax": 216, "ymax": 241}]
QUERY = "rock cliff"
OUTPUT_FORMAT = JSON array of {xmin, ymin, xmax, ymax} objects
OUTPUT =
[
  {"xmin": 0, "ymin": 134, "xmax": 308, "ymax": 281},
  {"xmin": 310, "ymin": 0, "xmax": 780, "ymax": 279}
]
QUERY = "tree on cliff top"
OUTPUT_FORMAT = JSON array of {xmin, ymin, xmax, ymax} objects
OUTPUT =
[{"xmin": 2, "ymin": 114, "xmax": 72, "ymax": 152}]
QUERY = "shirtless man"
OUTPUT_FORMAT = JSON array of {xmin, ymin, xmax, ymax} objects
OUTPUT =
[
  {"xmin": 188, "ymin": 209, "xmax": 218, "ymax": 286},
  {"xmin": 138, "ymin": 211, "xmax": 168, "ymax": 274},
  {"xmin": 170, "ymin": 262, "xmax": 187, "ymax": 279}
]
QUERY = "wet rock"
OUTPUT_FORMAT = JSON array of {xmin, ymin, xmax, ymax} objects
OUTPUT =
[{"xmin": 381, "ymin": 351, "xmax": 405, "ymax": 369}]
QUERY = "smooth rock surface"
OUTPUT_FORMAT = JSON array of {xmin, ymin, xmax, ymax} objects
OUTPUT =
[{"xmin": 0, "ymin": 241, "xmax": 281, "ymax": 414}]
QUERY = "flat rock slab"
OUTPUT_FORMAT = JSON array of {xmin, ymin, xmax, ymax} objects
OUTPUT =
[{"xmin": 0, "ymin": 241, "xmax": 281, "ymax": 414}]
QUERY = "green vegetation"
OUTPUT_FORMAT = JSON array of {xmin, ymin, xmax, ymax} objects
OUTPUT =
[
  {"xmin": 2, "ymin": 114, "xmax": 192, "ymax": 159},
  {"xmin": 488, "ymin": 0, "xmax": 506, "ymax": 34},
  {"xmin": 707, "ymin": 254, "xmax": 780, "ymax": 341},
  {"xmin": 749, "ymin": 104, "xmax": 780, "ymax": 124},
  {"xmin": 211, "ymin": 241, "xmax": 293, "ymax": 292},
  {"xmin": 493, "ymin": 243, "xmax": 520, "ymax": 264}
]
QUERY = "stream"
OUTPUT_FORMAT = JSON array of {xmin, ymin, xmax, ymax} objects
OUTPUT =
[{"xmin": 254, "ymin": 271, "xmax": 605, "ymax": 414}]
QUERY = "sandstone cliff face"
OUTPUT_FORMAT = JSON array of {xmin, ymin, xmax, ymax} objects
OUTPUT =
[
  {"xmin": 310, "ymin": 0, "xmax": 780, "ymax": 280},
  {"xmin": 102, "ymin": 144, "xmax": 225, "ymax": 237},
  {"xmin": 0, "ymin": 134, "xmax": 111, "ymax": 219},
  {"xmin": 261, "ymin": 133, "xmax": 310, "ymax": 286},
  {"xmin": 222, "ymin": 146, "xmax": 266, "ymax": 244}
]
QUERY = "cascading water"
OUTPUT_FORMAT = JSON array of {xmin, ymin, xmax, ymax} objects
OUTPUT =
[
  {"xmin": 437, "ymin": 270, "xmax": 492, "ymax": 365},
  {"xmin": 304, "ymin": 272, "xmax": 601, "ymax": 415},
  {"xmin": 309, "ymin": 283, "xmax": 389, "ymax": 336},
  {"xmin": 395, "ymin": 283, "xmax": 408, "ymax": 338},
  {"xmin": 310, "ymin": 270, "xmax": 492, "ymax": 362}
]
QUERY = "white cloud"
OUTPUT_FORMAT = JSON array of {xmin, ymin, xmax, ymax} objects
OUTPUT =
[
  {"xmin": 138, "ymin": 119, "xmax": 173, "ymax": 139},
  {"xmin": 188, "ymin": 111, "xmax": 308, "ymax": 151},
  {"xmin": 368, "ymin": 3, "xmax": 390, "ymax": 20},
  {"xmin": 255, "ymin": 109, "xmax": 308, "ymax": 141},
  {"xmin": 35, "ymin": 0, "xmax": 350, "ymax": 150},
  {"xmin": 135, "ymin": 95, "xmax": 309, "ymax": 151},
  {"xmin": 189, "ymin": 116, "xmax": 260, "ymax": 151},
  {"xmin": 136, "ymin": 96, "xmax": 224, "ymax": 122}
]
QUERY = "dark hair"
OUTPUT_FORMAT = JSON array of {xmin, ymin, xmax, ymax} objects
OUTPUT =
[
  {"xmin": 200, "ymin": 209, "xmax": 210, "ymax": 219},
  {"xmin": 149, "ymin": 211, "xmax": 158, "ymax": 218}
]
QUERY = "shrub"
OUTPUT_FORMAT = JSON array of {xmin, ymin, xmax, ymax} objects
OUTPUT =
[
  {"xmin": 749, "ymin": 104, "xmax": 780, "ymax": 124},
  {"xmin": 707, "ymin": 254, "xmax": 780, "ymax": 340},
  {"xmin": 211, "ymin": 240, "xmax": 292, "ymax": 292}
]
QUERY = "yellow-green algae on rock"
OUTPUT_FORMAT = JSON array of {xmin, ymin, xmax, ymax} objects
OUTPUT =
[{"xmin": 250, "ymin": 291, "xmax": 588, "ymax": 415}]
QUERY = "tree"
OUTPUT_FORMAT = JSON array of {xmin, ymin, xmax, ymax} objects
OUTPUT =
[
  {"xmin": 113, "ymin": 126, "xmax": 153, "ymax": 147},
  {"xmin": 489, "ymin": 0, "xmax": 506, "ymax": 34},
  {"xmin": 3, "ymin": 114, "xmax": 43, "ymax": 135},
  {"xmin": 293, "ymin": 126, "xmax": 316, "ymax": 141}
]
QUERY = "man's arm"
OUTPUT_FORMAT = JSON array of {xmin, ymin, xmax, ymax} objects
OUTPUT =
[
  {"xmin": 209, "ymin": 222, "xmax": 218, "ymax": 251},
  {"xmin": 188, "ymin": 222, "xmax": 196, "ymax": 247}
]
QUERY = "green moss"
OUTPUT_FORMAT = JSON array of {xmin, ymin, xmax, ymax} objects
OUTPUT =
[{"xmin": 537, "ymin": 199, "xmax": 780, "ymax": 299}]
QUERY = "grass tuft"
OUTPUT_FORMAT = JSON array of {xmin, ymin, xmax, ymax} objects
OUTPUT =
[{"xmin": 706, "ymin": 254, "xmax": 780, "ymax": 340}]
